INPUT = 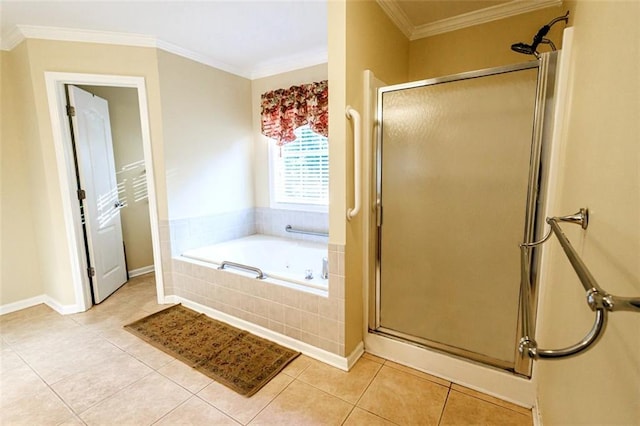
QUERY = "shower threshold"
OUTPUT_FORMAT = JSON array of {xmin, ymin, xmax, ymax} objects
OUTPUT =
[
  {"xmin": 371, "ymin": 326, "xmax": 520, "ymax": 374},
  {"xmin": 364, "ymin": 328, "xmax": 536, "ymax": 407}
]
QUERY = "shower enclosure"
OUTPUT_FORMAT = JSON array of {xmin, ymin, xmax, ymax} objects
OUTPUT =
[{"xmin": 372, "ymin": 54, "xmax": 557, "ymax": 376}]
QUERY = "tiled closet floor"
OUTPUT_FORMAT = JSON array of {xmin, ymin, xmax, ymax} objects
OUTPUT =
[{"xmin": 0, "ymin": 274, "xmax": 533, "ymax": 425}]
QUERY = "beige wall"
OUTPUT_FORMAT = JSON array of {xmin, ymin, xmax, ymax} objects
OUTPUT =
[
  {"xmin": 343, "ymin": 0, "xmax": 410, "ymax": 354},
  {"xmin": 328, "ymin": 0, "xmax": 348, "ymax": 247},
  {"xmin": 251, "ymin": 64, "xmax": 328, "ymax": 208},
  {"xmin": 79, "ymin": 85, "xmax": 154, "ymax": 272},
  {"xmin": 409, "ymin": 5, "xmax": 572, "ymax": 81},
  {"xmin": 158, "ymin": 50, "xmax": 253, "ymax": 220},
  {"xmin": 0, "ymin": 44, "xmax": 44, "ymax": 305},
  {"xmin": 536, "ymin": 1, "xmax": 640, "ymax": 424},
  {"xmin": 1, "ymin": 39, "xmax": 166, "ymax": 306},
  {"xmin": 0, "ymin": 36, "xmax": 296, "ymax": 308},
  {"xmin": 0, "ymin": 50, "xmax": 3, "ymax": 293}
]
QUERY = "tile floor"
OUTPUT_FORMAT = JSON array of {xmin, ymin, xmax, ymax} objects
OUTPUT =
[{"xmin": 1, "ymin": 274, "xmax": 533, "ymax": 425}]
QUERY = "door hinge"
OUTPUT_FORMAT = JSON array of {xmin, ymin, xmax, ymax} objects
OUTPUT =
[
  {"xmin": 376, "ymin": 199, "xmax": 383, "ymax": 227},
  {"xmin": 66, "ymin": 105, "xmax": 75, "ymax": 117},
  {"xmin": 77, "ymin": 189, "xmax": 86, "ymax": 201},
  {"xmin": 87, "ymin": 267, "xmax": 95, "ymax": 278}
]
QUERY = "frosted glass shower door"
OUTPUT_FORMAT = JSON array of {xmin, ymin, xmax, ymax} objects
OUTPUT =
[{"xmin": 377, "ymin": 67, "xmax": 539, "ymax": 367}]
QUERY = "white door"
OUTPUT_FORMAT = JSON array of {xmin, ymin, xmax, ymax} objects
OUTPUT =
[{"xmin": 68, "ymin": 85, "xmax": 127, "ymax": 303}]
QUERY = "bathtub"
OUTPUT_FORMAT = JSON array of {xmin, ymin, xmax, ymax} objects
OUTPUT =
[{"xmin": 181, "ymin": 234, "xmax": 328, "ymax": 291}]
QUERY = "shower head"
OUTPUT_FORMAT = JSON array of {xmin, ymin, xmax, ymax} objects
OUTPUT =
[
  {"xmin": 511, "ymin": 11, "xmax": 569, "ymax": 58},
  {"xmin": 510, "ymin": 42, "xmax": 536, "ymax": 55}
]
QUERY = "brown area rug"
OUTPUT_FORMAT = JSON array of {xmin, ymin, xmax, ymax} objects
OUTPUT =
[{"xmin": 124, "ymin": 304, "xmax": 299, "ymax": 397}]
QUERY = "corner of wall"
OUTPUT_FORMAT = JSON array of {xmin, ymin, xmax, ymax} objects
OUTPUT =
[
  {"xmin": 0, "ymin": 41, "xmax": 46, "ymax": 307},
  {"xmin": 328, "ymin": 0, "xmax": 348, "ymax": 248},
  {"xmin": 341, "ymin": 0, "xmax": 410, "ymax": 358}
]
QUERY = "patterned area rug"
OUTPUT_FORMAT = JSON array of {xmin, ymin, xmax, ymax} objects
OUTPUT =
[{"xmin": 124, "ymin": 304, "xmax": 300, "ymax": 397}]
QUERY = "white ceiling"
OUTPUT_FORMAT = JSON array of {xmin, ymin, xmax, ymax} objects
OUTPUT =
[
  {"xmin": 0, "ymin": 0, "xmax": 328, "ymax": 79},
  {"xmin": 0, "ymin": 0, "xmax": 560, "ymax": 79}
]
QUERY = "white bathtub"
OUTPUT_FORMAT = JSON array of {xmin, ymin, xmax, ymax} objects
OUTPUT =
[{"xmin": 181, "ymin": 234, "xmax": 328, "ymax": 290}]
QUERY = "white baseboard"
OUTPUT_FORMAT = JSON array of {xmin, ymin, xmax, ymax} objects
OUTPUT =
[
  {"xmin": 129, "ymin": 265, "xmax": 154, "ymax": 278},
  {"xmin": 163, "ymin": 295, "xmax": 179, "ymax": 304},
  {"xmin": 346, "ymin": 341, "xmax": 365, "ymax": 369},
  {"xmin": 43, "ymin": 296, "xmax": 82, "ymax": 315},
  {"xmin": 532, "ymin": 397, "xmax": 543, "ymax": 426},
  {"xmin": 0, "ymin": 295, "xmax": 46, "ymax": 315},
  {"xmin": 0, "ymin": 294, "xmax": 81, "ymax": 316},
  {"xmin": 165, "ymin": 294, "xmax": 357, "ymax": 371}
]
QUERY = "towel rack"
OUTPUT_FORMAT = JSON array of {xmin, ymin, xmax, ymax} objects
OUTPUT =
[
  {"xmin": 519, "ymin": 208, "xmax": 640, "ymax": 360},
  {"xmin": 346, "ymin": 106, "xmax": 361, "ymax": 221}
]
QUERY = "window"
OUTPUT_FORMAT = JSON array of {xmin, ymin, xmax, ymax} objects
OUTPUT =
[{"xmin": 270, "ymin": 125, "xmax": 328, "ymax": 210}]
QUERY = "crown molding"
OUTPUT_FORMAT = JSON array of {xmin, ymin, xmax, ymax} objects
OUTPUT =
[
  {"xmin": 0, "ymin": 24, "xmax": 323, "ymax": 80},
  {"xmin": 377, "ymin": 0, "xmax": 563, "ymax": 41},
  {"xmin": 412, "ymin": 0, "xmax": 562, "ymax": 40},
  {"xmin": 15, "ymin": 24, "xmax": 157, "ymax": 48},
  {"xmin": 155, "ymin": 39, "xmax": 251, "ymax": 79},
  {"xmin": 1, "ymin": 26, "xmax": 27, "ymax": 51},
  {"xmin": 375, "ymin": 0, "xmax": 412, "ymax": 39}
]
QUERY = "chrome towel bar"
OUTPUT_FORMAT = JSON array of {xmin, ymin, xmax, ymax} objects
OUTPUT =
[
  {"xmin": 285, "ymin": 225, "xmax": 328, "ymax": 237},
  {"xmin": 218, "ymin": 261, "xmax": 267, "ymax": 280},
  {"xmin": 519, "ymin": 207, "xmax": 640, "ymax": 360}
]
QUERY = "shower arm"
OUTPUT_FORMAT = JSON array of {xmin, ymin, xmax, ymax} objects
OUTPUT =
[
  {"xmin": 532, "ymin": 12, "xmax": 569, "ymax": 51},
  {"xmin": 546, "ymin": 13, "xmax": 571, "ymax": 28},
  {"xmin": 511, "ymin": 11, "xmax": 569, "ymax": 58},
  {"xmin": 519, "ymin": 208, "xmax": 640, "ymax": 360}
]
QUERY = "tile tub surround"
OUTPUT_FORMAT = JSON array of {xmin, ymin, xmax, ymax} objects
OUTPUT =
[
  {"xmin": 167, "ymin": 208, "xmax": 328, "ymax": 258},
  {"xmin": 162, "ymin": 208, "xmax": 334, "ymax": 356},
  {"xmin": 255, "ymin": 207, "xmax": 328, "ymax": 243},
  {"xmin": 169, "ymin": 208, "xmax": 257, "ymax": 256},
  {"xmin": 169, "ymin": 243, "xmax": 345, "ymax": 356}
]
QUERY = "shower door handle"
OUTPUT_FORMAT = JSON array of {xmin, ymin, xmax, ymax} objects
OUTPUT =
[{"xmin": 376, "ymin": 199, "xmax": 383, "ymax": 227}]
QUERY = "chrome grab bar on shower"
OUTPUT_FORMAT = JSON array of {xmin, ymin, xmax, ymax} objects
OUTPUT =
[
  {"xmin": 519, "ymin": 208, "xmax": 640, "ymax": 360},
  {"xmin": 218, "ymin": 261, "xmax": 267, "ymax": 280},
  {"xmin": 285, "ymin": 225, "xmax": 329, "ymax": 237},
  {"xmin": 346, "ymin": 106, "xmax": 361, "ymax": 221}
]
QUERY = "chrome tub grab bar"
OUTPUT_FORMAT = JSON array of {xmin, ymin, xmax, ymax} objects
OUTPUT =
[
  {"xmin": 218, "ymin": 261, "xmax": 267, "ymax": 280},
  {"xmin": 519, "ymin": 208, "xmax": 640, "ymax": 360},
  {"xmin": 285, "ymin": 225, "xmax": 329, "ymax": 237}
]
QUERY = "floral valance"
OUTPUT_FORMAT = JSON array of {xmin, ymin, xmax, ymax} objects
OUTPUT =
[{"xmin": 260, "ymin": 80, "xmax": 328, "ymax": 146}]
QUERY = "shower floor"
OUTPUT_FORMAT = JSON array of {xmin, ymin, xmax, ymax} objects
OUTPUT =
[{"xmin": 0, "ymin": 274, "xmax": 533, "ymax": 425}]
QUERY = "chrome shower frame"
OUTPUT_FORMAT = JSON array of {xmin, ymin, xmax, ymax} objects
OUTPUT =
[{"xmin": 371, "ymin": 52, "xmax": 559, "ymax": 377}]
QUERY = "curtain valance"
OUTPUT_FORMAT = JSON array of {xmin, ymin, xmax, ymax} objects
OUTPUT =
[{"xmin": 260, "ymin": 80, "xmax": 328, "ymax": 146}]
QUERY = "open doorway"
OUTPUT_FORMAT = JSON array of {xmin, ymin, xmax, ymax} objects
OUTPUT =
[{"xmin": 45, "ymin": 73, "xmax": 164, "ymax": 312}]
